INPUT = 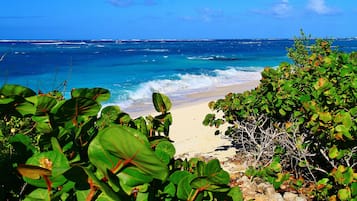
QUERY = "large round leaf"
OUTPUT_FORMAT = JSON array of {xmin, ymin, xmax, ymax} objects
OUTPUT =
[
  {"xmin": 26, "ymin": 96, "xmax": 58, "ymax": 116},
  {"xmin": 152, "ymin": 93, "xmax": 171, "ymax": 113},
  {"xmin": 88, "ymin": 133, "xmax": 121, "ymax": 179},
  {"xmin": 16, "ymin": 100, "xmax": 36, "ymax": 116},
  {"xmin": 99, "ymin": 125, "xmax": 168, "ymax": 181},
  {"xmin": 155, "ymin": 140, "xmax": 176, "ymax": 165},
  {"xmin": 0, "ymin": 84, "xmax": 36, "ymax": 97},
  {"xmin": 71, "ymin": 88, "xmax": 110, "ymax": 102},
  {"xmin": 21, "ymin": 150, "xmax": 70, "ymax": 188},
  {"xmin": 117, "ymin": 166, "xmax": 153, "ymax": 187},
  {"xmin": 204, "ymin": 159, "xmax": 230, "ymax": 185},
  {"xmin": 54, "ymin": 97, "xmax": 100, "ymax": 124},
  {"xmin": 32, "ymin": 115, "xmax": 53, "ymax": 133},
  {"xmin": 190, "ymin": 177, "xmax": 230, "ymax": 192},
  {"xmin": 177, "ymin": 174, "xmax": 196, "ymax": 200}
]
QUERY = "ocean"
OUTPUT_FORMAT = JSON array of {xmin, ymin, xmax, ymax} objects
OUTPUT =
[{"xmin": 1, "ymin": 39, "xmax": 356, "ymax": 111}]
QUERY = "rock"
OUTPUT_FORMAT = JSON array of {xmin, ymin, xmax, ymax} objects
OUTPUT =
[
  {"xmin": 257, "ymin": 183, "xmax": 273, "ymax": 194},
  {"xmin": 264, "ymin": 185, "xmax": 276, "ymax": 197},
  {"xmin": 269, "ymin": 193, "xmax": 284, "ymax": 201},
  {"xmin": 254, "ymin": 194, "xmax": 269, "ymax": 201},
  {"xmin": 284, "ymin": 192, "xmax": 298, "ymax": 201},
  {"xmin": 296, "ymin": 196, "xmax": 308, "ymax": 201}
]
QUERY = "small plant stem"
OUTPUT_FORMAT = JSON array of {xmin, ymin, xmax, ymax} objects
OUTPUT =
[
  {"xmin": 18, "ymin": 183, "xmax": 28, "ymax": 200},
  {"xmin": 86, "ymin": 179, "xmax": 97, "ymax": 201},
  {"xmin": 187, "ymin": 189, "xmax": 200, "ymax": 201}
]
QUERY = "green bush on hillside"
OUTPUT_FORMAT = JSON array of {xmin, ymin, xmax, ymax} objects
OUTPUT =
[{"xmin": 204, "ymin": 32, "xmax": 357, "ymax": 200}]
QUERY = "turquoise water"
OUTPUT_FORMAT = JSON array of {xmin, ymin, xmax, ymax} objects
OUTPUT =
[{"xmin": 0, "ymin": 39, "xmax": 356, "ymax": 109}]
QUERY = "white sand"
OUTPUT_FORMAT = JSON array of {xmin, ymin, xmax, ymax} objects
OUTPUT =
[
  {"xmin": 169, "ymin": 81, "xmax": 259, "ymax": 161},
  {"xmin": 130, "ymin": 80, "xmax": 260, "ymax": 162}
]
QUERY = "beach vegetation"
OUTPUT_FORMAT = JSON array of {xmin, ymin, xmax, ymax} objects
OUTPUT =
[
  {"xmin": 0, "ymin": 85, "xmax": 241, "ymax": 200},
  {"xmin": 204, "ymin": 32, "xmax": 357, "ymax": 200}
]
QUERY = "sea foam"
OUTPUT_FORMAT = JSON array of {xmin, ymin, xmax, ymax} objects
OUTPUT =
[{"xmin": 112, "ymin": 67, "xmax": 262, "ymax": 110}]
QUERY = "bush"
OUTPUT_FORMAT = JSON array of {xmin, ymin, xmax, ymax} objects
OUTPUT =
[
  {"xmin": 204, "ymin": 32, "xmax": 357, "ymax": 200},
  {"xmin": 0, "ymin": 85, "xmax": 242, "ymax": 201}
]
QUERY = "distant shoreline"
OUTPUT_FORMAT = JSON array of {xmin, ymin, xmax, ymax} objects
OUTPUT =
[{"xmin": 2, "ymin": 37, "xmax": 357, "ymax": 44}]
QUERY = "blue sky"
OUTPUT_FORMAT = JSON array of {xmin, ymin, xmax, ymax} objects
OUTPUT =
[{"xmin": 0, "ymin": 0, "xmax": 356, "ymax": 39}]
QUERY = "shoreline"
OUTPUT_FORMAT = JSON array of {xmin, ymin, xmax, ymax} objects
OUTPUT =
[
  {"xmin": 126, "ymin": 80, "xmax": 260, "ymax": 118},
  {"xmin": 125, "ymin": 80, "xmax": 260, "ymax": 162}
]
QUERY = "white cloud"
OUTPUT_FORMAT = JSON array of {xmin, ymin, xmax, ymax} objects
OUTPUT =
[
  {"xmin": 181, "ymin": 8, "xmax": 224, "ymax": 23},
  {"xmin": 198, "ymin": 8, "xmax": 224, "ymax": 22},
  {"xmin": 272, "ymin": 0, "xmax": 292, "ymax": 17},
  {"xmin": 307, "ymin": 0, "xmax": 334, "ymax": 15},
  {"xmin": 252, "ymin": 0, "xmax": 293, "ymax": 18}
]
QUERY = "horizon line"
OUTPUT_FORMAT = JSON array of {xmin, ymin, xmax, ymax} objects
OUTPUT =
[{"xmin": 1, "ymin": 36, "xmax": 357, "ymax": 43}]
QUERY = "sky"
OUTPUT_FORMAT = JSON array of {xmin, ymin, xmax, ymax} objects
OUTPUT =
[{"xmin": 0, "ymin": 0, "xmax": 356, "ymax": 40}]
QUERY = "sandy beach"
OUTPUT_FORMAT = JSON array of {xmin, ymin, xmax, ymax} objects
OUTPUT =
[
  {"xmin": 169, "ymin": 80, "xmax": 259, "ymax": 160},
  {"xmin": 130, "ymin": 80, "xmax": 260, "ymax": 162}
]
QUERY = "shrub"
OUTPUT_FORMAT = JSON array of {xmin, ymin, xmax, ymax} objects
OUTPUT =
[
  {"xmin": 0, "ymin": 84, "xmax": 242, "ymax": 200},
  {"xmin": 204, "ymin": 32, "xmax": 357, "ymax": 200}
]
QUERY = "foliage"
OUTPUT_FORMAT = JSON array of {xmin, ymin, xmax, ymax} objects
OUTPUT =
[
  {"xmin": 0, "ymin": 85, "xmax": 241, "ymax": 200},
  {"xmin": 245, "ymin": 156, "xmax": 290, "ymax": 190},
  {"xmin": 204, "ymin": 32, "xmax": 357, "ymax": 200}
]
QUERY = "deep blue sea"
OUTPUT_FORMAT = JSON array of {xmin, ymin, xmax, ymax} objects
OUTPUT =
[{"xmin": 1, "ymin": 39, "xmax": 356, "ymax": 110}]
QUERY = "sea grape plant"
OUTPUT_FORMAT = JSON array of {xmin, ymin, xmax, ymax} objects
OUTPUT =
[
  {"xmin": 204, "ymin": 33, "xmax": 357, "ymax": 199},
  {"xmin": 0, "ymin": 84, "xmax": 242, "ymax": 200}
]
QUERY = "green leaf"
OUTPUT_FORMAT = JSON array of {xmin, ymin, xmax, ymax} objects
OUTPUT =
[
  {"xmin": 299, "ymin": 94, "xmax": 311, "ymax": 102},
  {"xmin": 177, "ymin": 174, "xmax": 196, "ymax": 200},
  {"xmin": 269, "ymin": 157, "xmax": 282, "ymax": 172},
  {"xmin": 99, "ymin": 125, "xmax": 168, "ymax": 180},
  {"xmin": 164, "ymin": 182, "xmax": 176, "ymax": 197},
  {"xmin": 117, "ymin": 166, "xmax": 153, "ymax": 187},
  {"xmin": 152, "ymin": 93, "xmax": 172, "ymax": 113},
  {"xmin": 190, "ymin": 177, "xmax": 229, "ymax": 192},
  {"xmin": 335, "ymin": 112, "xmax": 353, "ymax": 129},
  {"xmin": 279, "ymin": 108, "xmax": 286, "ymax": 116},
  {"xmin": 71, "ymin": 87, "xmax": 111, "ymax": 102},
  {"xmin": 51, "ymin": 137, "xmax": 62, "ymax": 153},
  {"xmin": 133, "ymin": 117, "xmax": 149, "ymax": 136},
  {"xmin": 318, "ymin": 112, "xmax": 332, "ymax": 123},
  {"xmin": 0, "ymin": 84, "xmax": 36, "ymax": 97},
  {"xmin": 9, "ymin": 134, "xmax": 37, "ymax": 153},
  {"xmin": 22, "ymin": 150, "xmax": 70, "ymax": 188},
  {"xmin": 16, "ymin": 101, "xmax": 36, "ymax": 116},
  {"xmin": 205, "ymin": 159, "xmax": 230, "ymax": 185},
  {"xmin": 23, "ymin": 188, "xmax": 51, "ymax": 201},
  {"xmin": 0, "ymin": 97, "xmax": 14, "ymax": 104},
  {"xmin": 203, "ymin": 114, "xmax": 215, "ymax": 126},
  {"xmin": 54, "ymin": 97, "xmax": 100, "ymax": 124},
  {"xmin": 100, "ymin": 105, "xmax": 121, "ymax": 120},
  {"xmin": 328, "ymin": 145, "xmax": 339, "ymax": 159},
  {"xmin": 96, "ymin": 192, "xmax": 116, "ymax": 201},
  {"xmin": 314, "ymin": 77, "xmax": 331, "ymax": 91},
  {"xmin": 28, "ymin": 95, "xmax": 58, "ymax": 116},
  {"xmin": 351, "ymin": 182, "xmax": 357, "ymax": 197},
  {"xmin": 155, "ymin": 149, "xmax": 171, "ymax": 165},
  {"xmin": 155, "ymin": 140, "xmax": 176, "ymax": 159},
  {"xmin": 32, "ymin": 115, "xmax": 53, "ymax": 133},
  {"xmin": 169, "ymin": 170, "xmax": 191, "ymax": 184},
  {"xmin": 335, "ymin": 125, "xmax": 353, "ymax": 140},
  {"xmin": 83, "ymin": 166, "xmax": 123, "ymax": 201},
  {"xmin": 245, "ymin": 166, "xmax": 257, "ymax": 177},
  {"xmin": 228, "ymin": 186, "xmax": 243, "ymax": 201},
  {"xmin": 338, "ymin": 188, "xmax": 351, "ymax": 201},
  {"xmin": 88, "ymin": 132, "xmax": 120, "ymax": 178}
]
